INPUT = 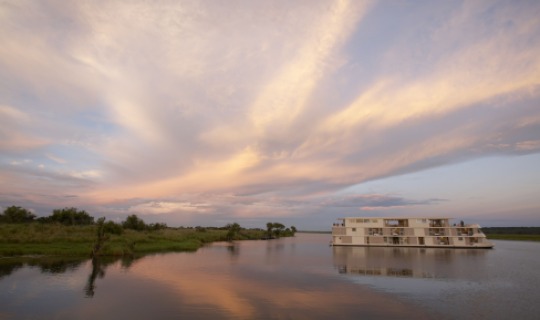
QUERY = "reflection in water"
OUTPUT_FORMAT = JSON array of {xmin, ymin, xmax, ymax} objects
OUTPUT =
[
  {"xmin": 337, "ymin": 265, "xmax": 434, "ymax": 278},
  {"xmin": 0, "ymin": 257, "xmax": 86, "ymax": 279},
  {"xmin": 84, "ymin": 256, "xmax": 141, "ymax": 298},
  {"xmin": 1, "ymin": 236, "xmax": 539, "ymax": 319},
  {"xmin": 332, "ymin": 241, "xmax": 540, "ymax": 320},
  {"xmin": 84, "ymin": 258, "xmax": 107, "ymax": 298},
  {"xmin": 0, "ymin": 260, "xmax": 24, "ymax": 280},
  {"xmin": 120, "ymin": 238, "xmax": 434, "ymax": 320},
  {"xmin": 333, "ymin": 245, "xmax": 488, "ymax": 280},
  {"xmin": 226, "ymin": 242, "xmax": 239, "ymax": 259},
  {"xmin": 0, "ymin": 255, "xmax": 140, "ymax": 298}
]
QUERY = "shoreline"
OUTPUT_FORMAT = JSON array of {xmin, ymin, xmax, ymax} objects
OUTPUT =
[
  {"xmin": 485, "ymin": 234, "xmax": 540, "ymax": 241},
  {"xmin": 0, "ymin": 223, "xmax": 294, "ymax": 257}
]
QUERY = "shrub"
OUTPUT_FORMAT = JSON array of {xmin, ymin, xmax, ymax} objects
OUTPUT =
[
  {"xmin": 50, "ymin": 208, "xmax": 95, "ymax": 225},
  {"xmin": 122, "ymin": 215, "xmax": 146, "ymax": 231},
  {"xmin": 0, "ymin": 206, "xmax": 36, "ymax": 223},
  {"xmin": 148, "ymin": 223, "xmax": 167, "ymax": 231},
  {"xmin": 103, "ymin": 221, "xmax": 123, "ymax": 235}
]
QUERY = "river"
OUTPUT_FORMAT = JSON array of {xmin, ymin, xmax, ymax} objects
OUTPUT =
[{"xmin": 0, "ymin": 233, "xmax": 538, "ymax": 319}]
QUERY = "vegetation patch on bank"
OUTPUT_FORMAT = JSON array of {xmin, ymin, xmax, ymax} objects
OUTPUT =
[
  {"xmin": 482, "ymin": 227, "xmax": 540, "ymax": 242},
  {"xmin": 0, "ymin": 205, "xmax": 297, "ymax": 257},
  {"xmin": 484, "ymin": 234, "xmax": 540, "ymax": 242}
]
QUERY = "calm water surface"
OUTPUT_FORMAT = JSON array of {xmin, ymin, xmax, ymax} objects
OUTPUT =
[{"xmin": 0, "ymin": 233, "xmax": 539, "ymax": 319}]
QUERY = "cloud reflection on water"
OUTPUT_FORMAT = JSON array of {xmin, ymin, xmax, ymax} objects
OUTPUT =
[{"xmin": 125, "ymin": 241, "xmax": 434, "ymax": 319}]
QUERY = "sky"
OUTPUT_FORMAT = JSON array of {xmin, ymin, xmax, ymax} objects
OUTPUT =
[{"xmin": 1, "ymin": 0, "xmax": 540, "ymax": 230}]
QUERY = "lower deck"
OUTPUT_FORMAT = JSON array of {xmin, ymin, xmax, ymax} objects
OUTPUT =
[
  {"xmin": 331, "ymin": 235, "xmax": 494, "ymax": 248},
  {"xmin": 331, "ymin": 243, "xmax": 493, "ymax": 249}
]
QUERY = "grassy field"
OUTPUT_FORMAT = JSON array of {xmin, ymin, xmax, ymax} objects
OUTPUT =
[
  {"xmin": 486, "ymin": 234, "xmax": 540, "ymax": 242},
  {"xmin": 0, "ymin": 223, "xmax": 267, "ymax": 257}
]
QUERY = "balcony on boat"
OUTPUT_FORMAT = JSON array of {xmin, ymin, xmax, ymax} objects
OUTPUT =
[
  {"xmin": 428, "ymin": 228, "xmax": 446, "ymax": 236},
  {"xmin": 368, "ymin": 228, "xmax": 383, "ymax": 236},
  {"xmin": 384, "ymin": 219, "xmax": 409, "ymax": 227},
  {"xmin": 456, "ymin": 228, "xmax": 474, "ymax": 236},
  {"xmin": 429, "ymin": 219, "xmax": 449, "ymax": 228},
  {"xmin": 436, "ymin": 237, "xmax": 450, "ymax": 245},
  {"xmin": 384, "ymin": 236, "xmax": 412, "ymax": 245}
]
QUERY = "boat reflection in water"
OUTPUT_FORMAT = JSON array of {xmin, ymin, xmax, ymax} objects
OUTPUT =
[
  {"xmin": 330, "ymin": 239, "xmax": 540, "ymax": 320},
  {"xmin": 332, "ymin": 245, "xmax": 489, "ymax": 280},
  {"xmin": 337, "ymin": 265, "xmax": 433, "ymax": 279}
]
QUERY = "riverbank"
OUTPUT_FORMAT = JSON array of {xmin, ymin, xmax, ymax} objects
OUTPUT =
[
  {"xmin": 483, "ymin": 227, "xmax": 540, "ymax": 242},
  {"xmin": 0, "ymin": 224, "xmax": 268, "ymax": 257},
  {"xmin": 486, "ymin": 234, "xmax": 540, "ymax": 241}
]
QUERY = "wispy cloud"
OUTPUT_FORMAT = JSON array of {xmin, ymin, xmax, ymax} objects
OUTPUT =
[
  {"xmin": 321, "ymin": 194, "xmax": 444, "ymax": 210},
  {"xmin": 1, "ymin": 0, "xmax": 539, "ymax": 227}
]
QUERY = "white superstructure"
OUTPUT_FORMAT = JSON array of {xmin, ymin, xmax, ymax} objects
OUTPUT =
[{"xmin": 331, "ymin": 217, "xmax": 493, "ymax": 248}]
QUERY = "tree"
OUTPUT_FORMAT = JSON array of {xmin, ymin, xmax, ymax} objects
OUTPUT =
[
  {"xmin": 266, "ymin": 222, "xmax": 286, "ymax": 238},
  {"xmin": 50, "ymin": 207, "xmax": 94, "ymax": 225},
  {"xmin": 0, "ymin": 206, "xmax": 36, "ymax": 223},
  {"xmin": 266, "ymin": 222, "xmax": 274, "ymax": 238},
  {"xmin": 226, "ymin": 223, "xmax": 241, "ymax": 241},
  {"xmin": 92, "ymin": 217, "xmax": 110, "ymax": 257},
  {"xmin": 272, "ymin": 222, "xmax": 285, "ymax": 238},
  {"xmin": 122, "ymin": 214, "xmax": 146, "ymax": 231},
  {"xmin": 290, "ymin": 226, "xmax": 297, "ymax": 234}
]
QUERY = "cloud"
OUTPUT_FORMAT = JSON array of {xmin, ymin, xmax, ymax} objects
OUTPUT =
[
  {"xmin": 321, "ymin": 194, "xmax": 444, "ymax": 210},
  {"xmin": 515, "ymin": 140, "xmax": 540, "ymax": 152},
  {"xmin": 46, "ymin": 154, "xmax": 67, "ymax": 164},
  {"xmin": 0, "ymin": 105, "xmax": 49, "ymax": 152},
  {"xmin": 249, "ymin": 0, "xmax": 369, "ymax": 136},
  {"xmin": 1, "ymin": 0, "xmax": 540, "ymax": 227},
  {"xmin": 128, "ymin": 201, "xmax": 211, "ymax": 215}
]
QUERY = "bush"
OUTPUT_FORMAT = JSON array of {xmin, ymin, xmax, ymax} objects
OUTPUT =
[
  {"xmin": 225, "ymin": 223, "xmax": 241, "ymax": 240},
  {"xmin": 50, "ymin": 208, "xmax": 94, "ymax": 225},
  {"xmin": 148, "ymin": 223, "xmax": 167, "ymax": 231},
  {"xmin": 103, "ymin": 221, "xmax": 123, "ymax": 235},
  {"xmin": 0, "ymin": 206, "xmax": 36, "ymax": 223},
  {"xmin": 122, "ymin": 215, "xmax": 146, "ymax": 231}
]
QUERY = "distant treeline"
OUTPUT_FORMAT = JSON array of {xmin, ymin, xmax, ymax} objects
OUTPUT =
[
  {"xmin": 0, "ymin": 205, "xmax": 297, "ymax": 237},
  {"xmin": 482, "ymin": 227, "xmax": 540, "ymax": 235},
  {"xmin": 0, "ymin": 205, "xmax": 166, "ymax": 232}
]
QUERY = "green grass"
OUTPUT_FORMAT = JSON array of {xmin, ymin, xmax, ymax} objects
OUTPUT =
[
  {"xmin": 0, "ymin": 224, "xmax": 268, "ymax": 257},
  {"xmin": 486, "ymin": 234, "xmax": 540, "ymax": 242}
]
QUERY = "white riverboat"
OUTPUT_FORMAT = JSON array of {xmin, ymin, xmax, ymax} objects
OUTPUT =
[{"xmin": 331, "ymin": 217, "xmax": 494, "ymax": 248}]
